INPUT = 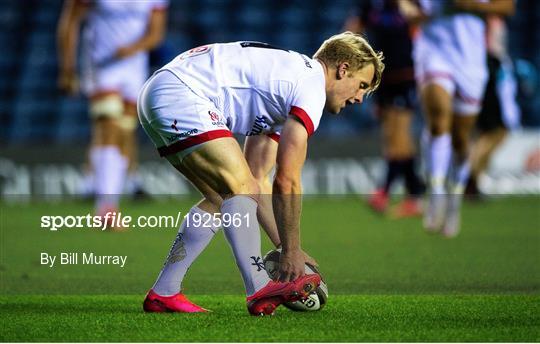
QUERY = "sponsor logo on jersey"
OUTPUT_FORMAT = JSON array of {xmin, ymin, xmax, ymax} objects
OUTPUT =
[
  {"xmin": 166, "ymin": 122, "xmax": 199, "ymax": 143},
  {"xmin": 301, "ymin": 54, "xmax": 312, "ymax": 68},
  {"xmin": 246, "ymin": 115, "xmax": 270, "ymax": 136}
]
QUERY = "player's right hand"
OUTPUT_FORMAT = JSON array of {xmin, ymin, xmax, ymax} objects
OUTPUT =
[
  {"xmin": 277, "ymin": 249, "xmax": 319, "ymax": 282},
  {"xmin": 278, "ymin": 248, "xmax": 307, "ymax": 282},
  {"xmin": 58, "ymin": 70, "xmax": 79, "ymax": 96}
]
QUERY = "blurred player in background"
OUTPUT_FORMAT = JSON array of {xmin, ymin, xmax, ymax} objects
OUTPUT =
[
  {"xmin": 345, "ymin": 0, "xmax": 425, "ymax": 218},
  {"xmin": 138, "ymin": 33, "xmax": 384, "ymax": 314},
  {"xmin": 401, "ymin": 0, "xmax": 515, "ymax": 237},
  {"xmin": 57, "ymin": 0, "xmax": 167, "ymax": 222},
  {"xmin": 466, "ymin": 14, "xmax": 521, "ymax": 197}
]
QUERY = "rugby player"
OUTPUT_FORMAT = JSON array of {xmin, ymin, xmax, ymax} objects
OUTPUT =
[
  {"xmin": 57, "ymin": 0, "xmax": 167, "ymax": 223},
  {"xmin": 138, "ymin": 32, "xmax": 384, "ymax": 315},
  {"xmin": 345, "ymin": 0, "xmax": 425, "ymax": 218},
  {"xmin": 402, "ymin": 0, "xmax": 515, "ymax": 237}
]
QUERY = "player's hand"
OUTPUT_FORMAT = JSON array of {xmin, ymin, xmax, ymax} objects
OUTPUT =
[
  {"xmin": 302, "ymin": 250, "xmax": 319, "ymax": 268},
  {"xmin": 277, "ymin": 248, "xmax": 306, "ymax": 282},
  {"xmin": 115, "ymin": 45, "xmax": 138, "ymax": 59},
  {"xmin": 397, "ymin": 0, "xmax": 422, "ymax": 19},
  {"xmin": 453, "ymin": 0, "xmax": 478, "ymax": 13},
  {"xmin": 58, "ymin": 70, "xmax": 79, "ymax": 96}
]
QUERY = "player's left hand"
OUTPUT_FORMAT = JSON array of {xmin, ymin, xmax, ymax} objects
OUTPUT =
[
  {"xmin": 115, "ymin": 46, "xmax": 138, "ymax": 59},
  {"xmin": 453, "ymin": 0, "xmax": 477, "ymax": 13},
  {"xmin": 58, "ymin": 70, "xmax": 79, "ymax": 96},
  {"xmin": 397, "ymin": 0, "xmax": 423, "ymax": 19}
]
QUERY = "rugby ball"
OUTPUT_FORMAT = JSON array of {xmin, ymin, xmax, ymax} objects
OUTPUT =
[{"xmin": 263, "ymin": 248, "xmax": 328, "ymax": 311}]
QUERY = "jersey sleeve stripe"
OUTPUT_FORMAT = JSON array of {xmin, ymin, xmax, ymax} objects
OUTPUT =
[
  {"xmin": 456, "ymin": 89, "xmax": 482, "ymax": 105},
  {"xmin": 157, "ymin": 129, "xmax": 233, "ymax": 157},
  {"xmin": 420, "ymin": 71, "xmax": 454, "ymax": 84},
  {"xmin": 290, "ymin": 106, "xmax": 314, "ymax": 136}
]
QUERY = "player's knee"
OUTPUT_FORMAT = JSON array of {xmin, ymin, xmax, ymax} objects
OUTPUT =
[
  {"xmin": 90, "ymin": 94, "xmax": 124, "ymax": 120},
  {"xmin": 255, "ymin": 176, "xmax": 272, "ymax": 196},
  {"xmin": 197, "ymin": 197, "xmax": 222, "ymax": 214},
  {"xmin": 235, "ymin": 177, "xmax": 260, "ymax": 199},
  {"xmin": 428, "ymin": 122, "xmax": 448, "ymax": 136},
  {"xmin": 116, "ymin": 116, "xmax": 138, "ymax": 131},
  {"xmin": 218, "ymin": 172, "xmax": 260, "ymax": 200}
]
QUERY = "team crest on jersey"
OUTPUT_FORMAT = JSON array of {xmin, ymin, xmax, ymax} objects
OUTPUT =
[
  {"xmin": 208, "ymin": 111, "xmax": 219, "ymax": 122},
  {"xmin": 178, "ymin": 45, "xmax": 212, "ymax": 60},
  {"xmin": 208, "ymin": 111, "xmax": 226, "ymax": 127}
]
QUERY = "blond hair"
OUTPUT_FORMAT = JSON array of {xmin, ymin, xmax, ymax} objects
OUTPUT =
[{"xmin": 314, "ymin": 31, "xmax": 385, "ymax": 94}]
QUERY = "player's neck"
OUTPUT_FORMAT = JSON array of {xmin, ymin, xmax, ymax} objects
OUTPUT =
[{"xmin": 316, "ymin": 59, "xmax": 335, "ymax": 92}]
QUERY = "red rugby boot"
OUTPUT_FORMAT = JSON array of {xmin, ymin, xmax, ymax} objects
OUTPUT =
[
  {"xmin": 368, "ymin": 189, "xmax": 389, "ymax": 213},
  {"xmin": 391, "ymin": 197, "xmax": 423, "ymax": 219},
  {"xmin": 143, "ymin": 289, "xmax": 209, "ymax": 313},
  {"xmin": 246, "ymin": 274, "xmax": 321, "ymax": 316}
]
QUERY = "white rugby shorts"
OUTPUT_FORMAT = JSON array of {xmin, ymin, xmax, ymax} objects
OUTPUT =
[
  {"xmin": 137, "ymin": 70, "xmax": 233, "ymax": 159},
  {"xmin": 414, "ymin": 48, "xmax": 488, "ymax": 115},
  {"xmin": 82, "ymin": 54, "xmax": 148, "ymax": 103}
]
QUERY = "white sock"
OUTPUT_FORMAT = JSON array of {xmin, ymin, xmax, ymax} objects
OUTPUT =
[
  {"xmin": 420, "ymin": 128, "xmax": 431, "ymax": 181},
  {"xmin": 449, "ymin": 154, "xmax": 471, "ymax": 194},
  {"xmin": 90, "ymin": 146, "xmax": 128, "ymax": 210},
  {"xmin": 221, "ymin": 195, "xmax": 270, "ymax": 296},
  {"xmin": 428, "ymin": 134, "xmax": 452, "ymax": 194},
  {"xmin": 152, "ymin": 206, "xmax": 219, "ymax": 296},
  {"xmin": 445, "ymin": 156, "xmax": 468, "ymax": 236}
]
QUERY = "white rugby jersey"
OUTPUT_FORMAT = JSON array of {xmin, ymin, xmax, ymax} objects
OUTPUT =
[
  {"xmin": 159, "ymin": 42, "xmax": 326, "ymax": 137},
  {"xmin": 415, "ymin": 0, "xmax": 488, "ymax": 69},
  {"xmin": 80, "ymin": 0, "xmax": 168, "ymax": 67}
]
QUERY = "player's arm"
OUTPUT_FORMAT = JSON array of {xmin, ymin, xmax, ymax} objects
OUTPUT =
[
  {"xmin": 453, "ymin": 0, "xmax": 515, "ymax": 17},
  {"xmin": 397, "ymin": 0, "xmax": 429, "ymax": 24},
  {"xmin": 244, "ymin": 135, "xmax": 281, "ymax": 247},
  {"xmin": 343, "ymin": 2, "xmax": 371, "ymax": 34},
  {"xmin": 57, "ymin": 0, "xmax": 88, "ymax": 95},
  {"xmin": 343, "ymin": 14, "xmax": 364, "ymax": 33},
  {"xmin": 245, "ymin": 134, "xmax": 320, "ymax": 268},
  {"xmin": 115, "ymin": 8, "xmax": 168, "ymax": 59},
  {"xmin": 272, "ymin": 116, "xmax": 311, "ymax": 282}
]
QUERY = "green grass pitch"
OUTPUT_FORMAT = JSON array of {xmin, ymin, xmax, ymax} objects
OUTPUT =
[{"xmin": 1, "ymin": 196, "xmax": 539, "ymax": 342}]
